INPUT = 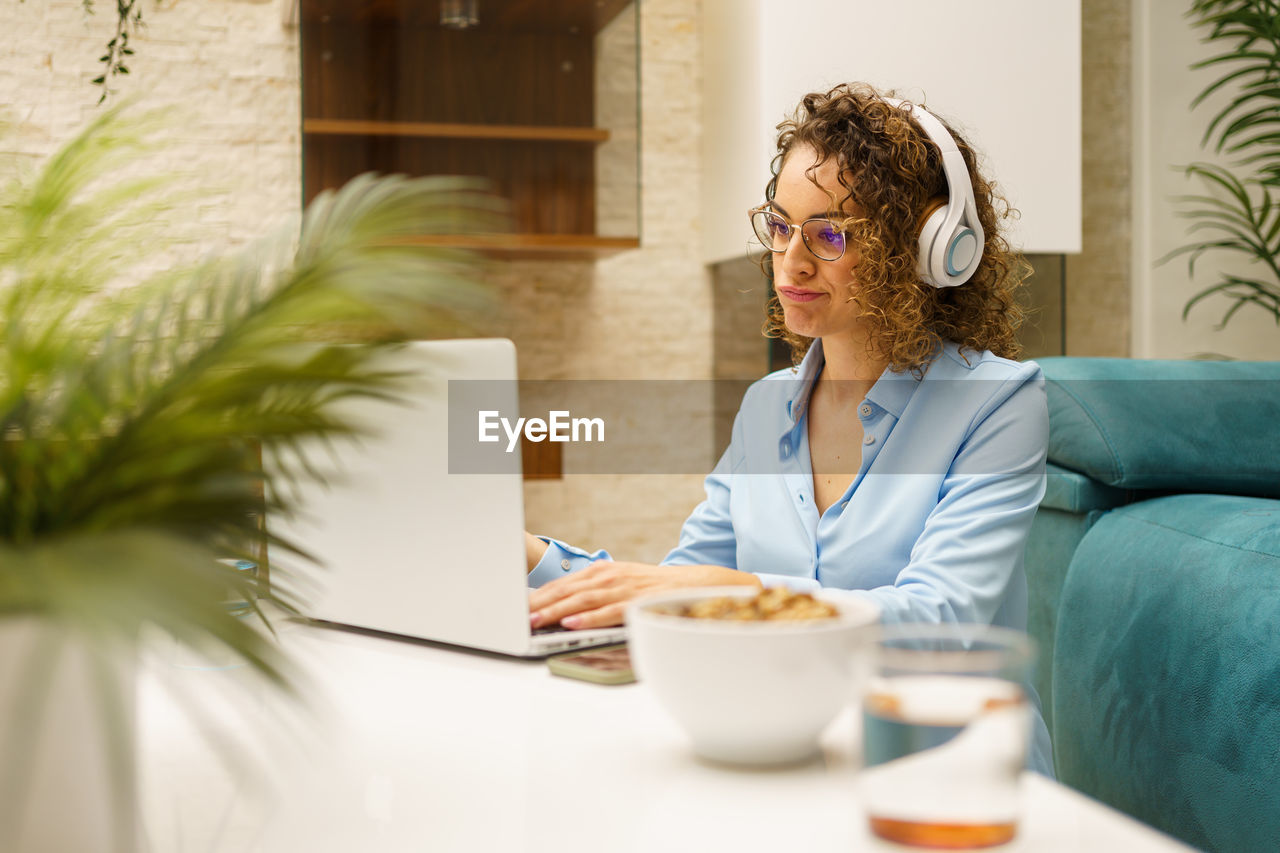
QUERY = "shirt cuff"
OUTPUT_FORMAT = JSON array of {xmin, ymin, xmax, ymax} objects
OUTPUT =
[
  {"xmin": 526, "ymin": 537, "xmax": 612, "ymax": 588},
  {"xmin": 753, "ymin": 572, "xmax": 822, "ymax": 594}
]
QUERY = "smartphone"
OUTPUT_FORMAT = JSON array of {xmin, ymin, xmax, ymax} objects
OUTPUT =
[{"xmin": 546, "ymin": 644, "xmax": 635, "ymax": 685}]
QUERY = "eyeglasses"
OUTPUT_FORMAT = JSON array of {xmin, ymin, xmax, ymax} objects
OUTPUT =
[{"xmin": 748, "ymin": 206, "xmax": 849, "ymax": 262}]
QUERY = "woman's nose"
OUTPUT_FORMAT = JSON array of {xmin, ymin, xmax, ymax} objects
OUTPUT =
[{"xmin": 778, "ymin": 227, "xmax": 813, "ymax": 277}]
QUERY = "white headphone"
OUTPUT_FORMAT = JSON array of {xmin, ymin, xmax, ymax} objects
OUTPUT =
[{"xmin": 882, "ymin": 98, "xmax": 984, "ymax": 288}]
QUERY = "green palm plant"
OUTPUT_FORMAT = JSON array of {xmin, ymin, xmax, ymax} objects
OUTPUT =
[
  {"xmin": 1163, "ymin": 0, "xmax": 1280, "ymax": 327},
  {"xmin": 0, "ymin": 106, "xmax": 500, "ymax": 849}
]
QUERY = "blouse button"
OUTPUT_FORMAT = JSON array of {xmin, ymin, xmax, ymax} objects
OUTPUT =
[
  {"xmin": 560, "ymin": 559, "xmax": 572, "ymax": 571},
  {"xmin": 863, "ymin": 434, "xmax": 876, "ymax": 446},
  {"xmin": 859, "ymin": 404, "xmax": 872, "ymax": 417}
]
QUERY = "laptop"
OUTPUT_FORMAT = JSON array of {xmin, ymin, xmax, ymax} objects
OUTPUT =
[{"xmin": 266, "ymin": 338, "xmax": 627, "ymax": 658}]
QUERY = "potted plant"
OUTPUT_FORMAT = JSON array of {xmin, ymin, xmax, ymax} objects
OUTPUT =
[
  {"xmin": 1165, "ymin": 0, "xmax": 1280, "ymax": 327},
  {"xmin": 0, "ymin": 106, "xmax": 499, "ymax": 851}
]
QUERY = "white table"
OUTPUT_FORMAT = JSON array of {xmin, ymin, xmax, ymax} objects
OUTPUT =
[{"xmin": 139, "ymin": 620, "xmax": 1196, "ymax": 852}]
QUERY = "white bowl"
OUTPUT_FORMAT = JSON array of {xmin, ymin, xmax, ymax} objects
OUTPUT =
[{"xmin": 626, "ymin": 586, "xmax": 880, "ymax": 765}]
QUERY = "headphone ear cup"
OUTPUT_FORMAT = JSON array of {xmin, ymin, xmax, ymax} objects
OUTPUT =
[{"xmin": 916, "ymin": 203, "xmax": 949, "ymax": 288}]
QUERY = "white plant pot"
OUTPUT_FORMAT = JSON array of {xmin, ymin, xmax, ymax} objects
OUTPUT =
[{"xmin": 0, "ymin": 618, "xmax": 139, "ymax": 853}]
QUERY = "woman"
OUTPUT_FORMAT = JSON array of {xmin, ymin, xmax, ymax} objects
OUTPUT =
[{"xmin": 526, "ymin": 83, "xmax": 1052, "ymax": 772}]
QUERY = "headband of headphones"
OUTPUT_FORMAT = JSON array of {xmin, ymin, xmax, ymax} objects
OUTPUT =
[{"xmin": 882, "ymin": 98, "xmax": 985, "ymax": 288}]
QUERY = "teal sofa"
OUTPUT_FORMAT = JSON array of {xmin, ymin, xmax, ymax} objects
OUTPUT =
[{"xmin": 1025, "ymin": 357, "xmax": 1280, "ymax": 853}]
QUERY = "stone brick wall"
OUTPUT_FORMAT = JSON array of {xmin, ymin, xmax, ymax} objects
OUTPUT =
[{"xmin": 3, "ymin": 0, "xmax": 302, "ymax": 258}]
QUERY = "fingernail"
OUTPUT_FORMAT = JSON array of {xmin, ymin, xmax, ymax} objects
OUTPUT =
[
  {"xmin": 530, "ymin": 611, "xmax": 543, "ymax": 628},
  {"xmin": 562, "ymin": 615, "xmax": 581, "ymax": 629}
]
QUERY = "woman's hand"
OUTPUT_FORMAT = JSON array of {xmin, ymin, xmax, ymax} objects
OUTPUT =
[
  {"xmin": 528, "ymin": 561, "xmax": 762, "ymax": 630},
  {"xmin": 525, "ymin": 532, "xmax": 549, "ymax": 573}
]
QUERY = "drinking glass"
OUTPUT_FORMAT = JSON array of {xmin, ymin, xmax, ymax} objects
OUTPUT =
[{"xmin": 858, "ymin": 624, "xmax": 1035, "ymax": 849}]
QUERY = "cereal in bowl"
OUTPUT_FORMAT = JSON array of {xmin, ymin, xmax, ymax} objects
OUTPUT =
[{"xmin": 678, "ymin": 587, "xmax": 838, "ymax": 621}]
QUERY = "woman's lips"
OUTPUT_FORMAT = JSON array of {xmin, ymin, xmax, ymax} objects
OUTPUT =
[{"xmin": 778, "ymin": 287, "xmax": 825, "ymax": 303}]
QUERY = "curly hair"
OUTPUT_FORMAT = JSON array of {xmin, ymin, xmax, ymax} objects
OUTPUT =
[{"xmin": 762, "ymin": 83, "xmax": 1030, "ymax": 373}]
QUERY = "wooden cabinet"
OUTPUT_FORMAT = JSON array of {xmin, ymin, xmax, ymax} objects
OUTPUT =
[{"xmin": 301, "ymin": 0, "xmax": 640, "ymax": 259}]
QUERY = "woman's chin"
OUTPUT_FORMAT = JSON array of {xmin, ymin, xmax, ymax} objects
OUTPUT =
[{"xmin": 781, "ymin": 310, "xmax": 822, "ymax": 340}]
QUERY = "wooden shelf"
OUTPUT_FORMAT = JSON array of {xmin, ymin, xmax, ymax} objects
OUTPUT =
[
  {"xmin": 304, "ymin": 119, "xmax": 610, "ymax": 144},
  {"xmin": 301, "ymin": 0, "xmax": 635, "ymax": 34},
  {"xmin": 300, "ymin": 0, "xmax": 640, "ymax": 267},
  {"xmin": 406, "ymin": 233, "xmax": 640, "ymax": 259}
]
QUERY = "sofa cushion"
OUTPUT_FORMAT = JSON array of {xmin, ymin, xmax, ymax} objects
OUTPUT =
[
  {"xmin": 1038, "ymin": 357, "xmax": 1280, "ymax": 497},
  {"xmin": 1052, "ymin": 494, "xmax": 1280, "ymax": 852}
]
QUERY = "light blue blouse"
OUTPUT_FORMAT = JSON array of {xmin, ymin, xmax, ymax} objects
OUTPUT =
[{"xmin": 529, "ymin": 339, "xmax": 1053, "ymax": 774}]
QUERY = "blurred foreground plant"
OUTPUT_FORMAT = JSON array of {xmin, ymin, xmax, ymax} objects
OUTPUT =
[{"xmin": 0, "ymin": 106, "xmax": 500, "ymax": 849}]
